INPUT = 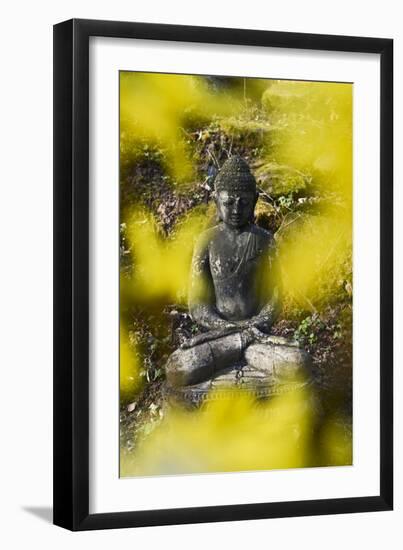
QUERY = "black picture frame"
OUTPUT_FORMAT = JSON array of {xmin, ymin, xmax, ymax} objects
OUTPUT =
[{"xmin": 53, "ymin": 18, "xmax": 393, "ymax": 531}]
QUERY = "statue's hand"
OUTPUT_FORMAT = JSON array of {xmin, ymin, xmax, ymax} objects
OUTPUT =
[
  {"xmin": 180, "ymin": 322, "xmax": 239, "ymax": 349},
  {"xmin": 238, "ymin": 325, "xmax": 267, "ymax": 348},
  {"xmin": 232, "ymin": 318, "xmax": 267, "ymax": 332},
  {"xmin": 230, "ymin": 319, "xmax": 254, "ymax": 330},
  {"xmin": 250, "ymin": 326, "xmax": 268, "ymax": 339}
]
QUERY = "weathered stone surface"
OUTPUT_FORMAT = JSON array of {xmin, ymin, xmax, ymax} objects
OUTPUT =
[
  {"xmin": 245, "ymin": 339, "xmax": 312, "ymax": 380},
  {"xmin": 165, "ymin": 360, "xmax": 312, "ymax": 408},
  {"xmin": 164, "ymin": 156, "xmax": 313, "ymax": 405},
  {"xmin": 166, "ymin": 335, "xmax": 312, "ymax": 407}
]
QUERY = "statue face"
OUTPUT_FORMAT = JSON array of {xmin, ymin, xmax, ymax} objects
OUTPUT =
[{"xmin": 216, "ymin": 190, "xmax": 257, "ymax": 229}]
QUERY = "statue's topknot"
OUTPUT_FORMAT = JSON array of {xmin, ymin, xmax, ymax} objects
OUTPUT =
[{"xmin": 214, "ymin": 155, "xmax": 257, "ymax": 193}]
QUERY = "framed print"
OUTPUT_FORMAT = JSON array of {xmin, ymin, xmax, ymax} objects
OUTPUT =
[{"xmin": 53, "ymin": 19, "xmax": 393, "ymax": 530}]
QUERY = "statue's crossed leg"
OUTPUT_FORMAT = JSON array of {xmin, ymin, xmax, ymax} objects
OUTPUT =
[{"xmin": 166, "ymin": 331, "xmax": 311, "ymax": 390}]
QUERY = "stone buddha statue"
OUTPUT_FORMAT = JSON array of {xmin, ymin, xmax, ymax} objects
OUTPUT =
[{"xmin": 166, "ymin": 156, "xmax": 311, "ymax": 398}]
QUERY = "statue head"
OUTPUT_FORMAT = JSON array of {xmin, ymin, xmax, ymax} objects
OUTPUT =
[{"xmin": 214, "ymin": 156, "xmax": 258, "ymax": 229}]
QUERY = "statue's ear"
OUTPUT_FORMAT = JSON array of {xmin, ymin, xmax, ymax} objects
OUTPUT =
[
  {"xmin": 212, "ymin": 191, "xmax": 223, "ymax": 222},
  {"xmin": 250, "ymin": 191, "xmax": 259, "ymax": 223}
]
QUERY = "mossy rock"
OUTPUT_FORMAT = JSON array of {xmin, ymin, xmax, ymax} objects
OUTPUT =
[{"xmin": 255, "ymin": 162, "xmax": 310, "ymax": 196}]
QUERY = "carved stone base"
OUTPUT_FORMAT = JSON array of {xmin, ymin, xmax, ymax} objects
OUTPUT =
[{"xmin": 165, "ymin": 360, "xmax": 311, "ymax": 408}]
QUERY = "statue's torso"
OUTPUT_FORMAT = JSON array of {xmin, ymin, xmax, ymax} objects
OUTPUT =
[{"xmin": 207, "ymin": 224, "xmax": 273, "ymax": 321}]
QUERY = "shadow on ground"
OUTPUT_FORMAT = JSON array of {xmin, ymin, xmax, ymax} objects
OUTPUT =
[{"xmin": 22, "ymin": 506, "xmax": 53, "ymax": 524}]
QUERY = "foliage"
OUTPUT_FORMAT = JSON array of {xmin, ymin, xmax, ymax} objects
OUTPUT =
[
  {"xmin": 121, "ymin": 379, "xmax": 351, "ymax": 476},
  {"xmin": 118, "ymin": 73, "xmax": 353, "ymax": 475}
]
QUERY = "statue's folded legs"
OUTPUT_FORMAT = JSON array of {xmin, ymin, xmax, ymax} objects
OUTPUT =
[{"xmin": 166, "ymin": 329, "xmax": 312, "ymax": 388}]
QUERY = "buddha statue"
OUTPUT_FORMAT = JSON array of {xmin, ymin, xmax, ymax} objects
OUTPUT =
[{"xmin": 166, "ymin": 156, "xmax": 311, "ymax": 398}]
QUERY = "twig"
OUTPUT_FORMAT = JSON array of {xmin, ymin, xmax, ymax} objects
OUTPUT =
[
  {"xmin": 207, "ymin": 147, "xmax": 220, "ymax": 169},
  {"xmin": 257, "ymin": 185, "xmax": 275, "ymax": 204},
  {"xmin": 228, "ymin": 134, "xmax": 233, "ymax": 158},
  {"xmin": 276, "ymin": 212, "xmax": 302, "ymax": 234},
  {"xmin": 320, "ymin": 230, "xmax": 347, "ymax": 270}
]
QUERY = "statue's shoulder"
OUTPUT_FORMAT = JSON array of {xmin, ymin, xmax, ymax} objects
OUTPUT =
[
  {"xmin": 250, "ymin": 224, "xmax": 275, "ymax": 248},
  {"xmin": 193, "ymin": 224, "xmax": 221, "ymax": 251}
]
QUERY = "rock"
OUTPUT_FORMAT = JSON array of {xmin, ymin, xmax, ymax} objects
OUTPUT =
[{"xmin": 254, "ymin": 161, "xmax": 309, "ymax": 196}]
